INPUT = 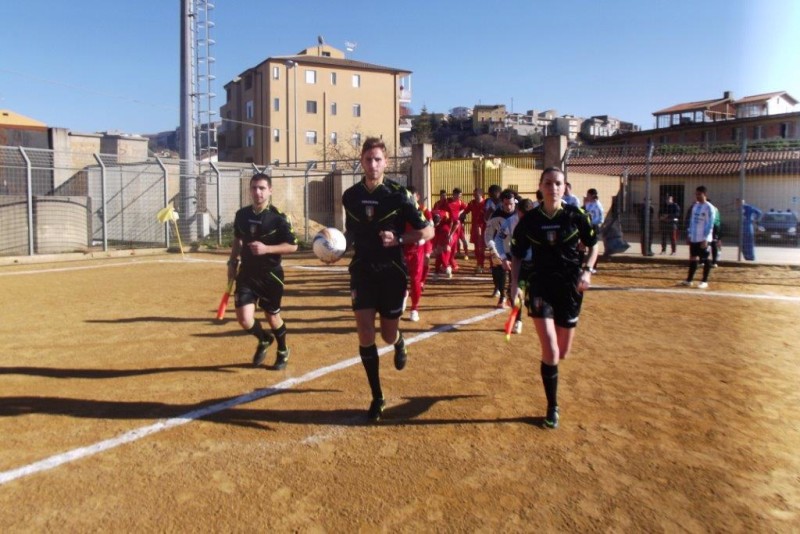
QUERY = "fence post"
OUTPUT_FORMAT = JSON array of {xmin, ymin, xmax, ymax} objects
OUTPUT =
[
  {"xmin": 304, "ymin": 161, "xmax": 317, "ymax": 243},
  {"xmin": 156, "ymin": 157, "xmax": 169, "ymax": 249},
  {"xmin": 644, "ymin": 142, "xmax": 655, "ymax": 255},
  {"xmin": 737, "ymin": 138, "xmax": 748, "ymax": 261},
  {"xmin": 210, "ymin": 161, "xmax": 222, "ymax": 245},
  {"xmin": 18, "ymin": 147, "xmax": 34, "ymax": 256},
  {"xmin": 93, "ymin": 153, "xmax": 108, "ymax": 251}
]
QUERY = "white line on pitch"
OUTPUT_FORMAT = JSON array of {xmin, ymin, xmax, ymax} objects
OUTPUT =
[
  {"xmin": 0, "ymin": 308, "xmax": 505, "ymax": 486},
  {"xmin": 591, "ymin": 285, "xmax": 800, "ymax": 303}
]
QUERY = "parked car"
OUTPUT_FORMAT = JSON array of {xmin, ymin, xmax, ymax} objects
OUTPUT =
[{"xmin": 756, "ymin": 210, "xmax": 799, "ymax": 245}]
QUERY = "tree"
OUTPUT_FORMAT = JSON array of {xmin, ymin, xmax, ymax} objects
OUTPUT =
[{"xmin": 411, "ymin": 106, "xmax": 433, "ymax": 144}]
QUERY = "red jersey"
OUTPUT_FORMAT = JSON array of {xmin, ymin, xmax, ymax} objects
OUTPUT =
[
  {"xmin": 446, "ymin": 198, "xmax": 468, "ymax": 226},
  {"xmin": 466, "ymin": 198, "xmax": 486, "ymax": 228}
]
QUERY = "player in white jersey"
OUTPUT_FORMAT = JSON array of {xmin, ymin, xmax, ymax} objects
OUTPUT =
[{"xmin": 680, "ymin": 185, "xmax": 717, "ymax": 289}]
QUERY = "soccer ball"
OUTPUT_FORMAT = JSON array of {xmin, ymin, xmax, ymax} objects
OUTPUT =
[{"xmin": 312, "ymin": 227, "xmax": 347, "ymax": 264}]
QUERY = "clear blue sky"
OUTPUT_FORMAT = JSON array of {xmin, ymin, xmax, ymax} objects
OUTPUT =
[{"xmin": 1, "ymin": 0, "xmax": 798, "ymax": 135}]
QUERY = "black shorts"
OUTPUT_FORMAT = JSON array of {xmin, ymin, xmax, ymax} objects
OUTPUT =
[
  {"xmin": 349, "ymin": 259, "xmax": 408, "ymax": 319},
  {"xmin": 689, "ymin": 241, "xmax": 711, "ymax": 260},
  {"xmin": 526, "ymin": 272, "xmax": 583, "ymax": 329},
  {"xmin": 234, "ymin": 267, "xmax": 285, "ymax": 315}
]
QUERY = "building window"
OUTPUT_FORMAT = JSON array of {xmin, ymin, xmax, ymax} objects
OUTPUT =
[
  {"xmin": 245, "ymin": 100, "xmax": 254, "ymax": 119},
  {"xmin": 732, "ymin": 127, "xmax": 742, "ymax": 141},
  {"xmin": 351, "ymin": 133, "xmax": 361, "ymax": 147},
  {"xmin": 753, "ymin": 125, "xmax": 762, "ymax": 140},
  {"xmin": 273, "ymin": 98, "xmax": 280, "ymax": 112},
  {"xmin": 305, "ymin": 70, "xmax": 317, "ymax": 84},
  {"xmin": 780, "ymin": 122, "xmax": 791, "ymax": 138},
  {"xmin": 306, "ymin": 100, "xmax": 318, "ymax": 114},
  {"xmin": 305, "ymin": 131, "xmax": 317, "ymax": 144},
  {"xmin": 273, "ymin": 129, "xmax": 280, "ymax": 142},
  {"xmin": 352, "ymin": 74, "xmax": 361, "ymax": 88},
  {"xmin": 272, "ymin": 66, "xmax": 280, "ymax": 80},
  {"xmin": 244, "ymin": 75, "xmax": 253, "ymax": 90},
  {"xmin": 353, "ymin": 103, "xmax": 361, "ymax": 117},
  {"xmin": 330, "ymin": 102, "xmax": 337, "ymax": 116},
  {"xmin": 246, "ymin": 129, "xmax": 254, "ymax": 147},
  {"xmin": 330, "ymin": 132, "xmax": 337, "ymax": 146},
  {"xmin": 331, "ymin": 72, "xmax": 337, "ymax": 85}
]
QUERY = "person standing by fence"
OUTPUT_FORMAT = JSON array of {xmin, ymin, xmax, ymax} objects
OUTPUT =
[
  {"xmin": 659, "ymin": 195, "xmax": 681, "ymax": 255},
  {"xmin": 737, "ymin": 198, "xmax": 762, "ymax": 261},
  {"xmin": 680, "ymin": 186, "xmax": 717, "ymax": 289}
]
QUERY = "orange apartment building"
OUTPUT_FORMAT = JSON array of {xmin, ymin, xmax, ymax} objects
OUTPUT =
[{"xmin": 219, "ymin": 44, "xmax": 412, "ymax": 166}]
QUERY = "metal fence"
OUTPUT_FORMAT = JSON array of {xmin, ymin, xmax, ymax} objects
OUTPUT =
[
  {"xmin": 3, "ymin": 140, "xmax": 798, "ymax": 262},
  {"xmin": 564, "ymin": 140, "xmax": 800, "ymax": 260},
  {"xmin": 0, "ymin": 146, "xmax": 410, "ymax": 257}
]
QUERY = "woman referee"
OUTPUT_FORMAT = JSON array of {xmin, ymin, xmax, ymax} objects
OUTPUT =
[{"xmin": 510, "ymin": 167, "xmax": 598, "ymax": 429}]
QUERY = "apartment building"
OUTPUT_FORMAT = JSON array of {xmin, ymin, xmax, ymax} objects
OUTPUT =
[{"xmin": 218, "ymin": 44, "xmax": 411, "ymax": 165}]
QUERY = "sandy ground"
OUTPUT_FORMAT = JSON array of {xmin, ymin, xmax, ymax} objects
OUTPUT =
[{"xmin": 1, "ymin": 252, "xmax": 799, "ymax": 532}]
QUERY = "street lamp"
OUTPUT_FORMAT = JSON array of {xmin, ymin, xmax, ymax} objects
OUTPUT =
[{"xmin": 285, "ymin": 60, "xmax": 298, "ymax": 167}]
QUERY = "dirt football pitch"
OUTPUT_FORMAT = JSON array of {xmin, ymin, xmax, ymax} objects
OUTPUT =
[{"xmin": 1, "ymin": 251, "xmax": 799, "ymax": 532}]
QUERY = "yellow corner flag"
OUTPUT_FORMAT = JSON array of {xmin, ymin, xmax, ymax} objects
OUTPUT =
[{"xmin": 156, "ymin": 204, "xmax": 185, "ymax": 258}]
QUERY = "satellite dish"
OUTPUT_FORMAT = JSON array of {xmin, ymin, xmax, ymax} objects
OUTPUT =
[{"xmin": 318, "ymin": 35, "xmax": 324, "ymax": 45}]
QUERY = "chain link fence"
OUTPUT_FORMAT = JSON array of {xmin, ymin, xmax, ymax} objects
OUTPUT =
[{"xmin": 0, "ymin": 146, "xmax": 410, "ymax": 257}]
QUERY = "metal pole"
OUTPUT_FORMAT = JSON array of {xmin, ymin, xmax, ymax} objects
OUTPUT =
[
  {"xmin": 19, "ymin": 147, "xmax": 34, "ymax": 256},
  {"xmin": 304, "ymin": 161, "xmax": 316, "ymax": 243},
  {"xmin": 293, "ymin": 64, "xmax": 298, "ymax": 166},
  {"xmin": 180, "ymin": 0, "xmax": 197, "ymax": 242},
  {"xmin": 156, "ymin": 156, "xmax": 170, "ymax": 249},
  {"xmin": 93, "ymin": 153, "xmax": 108, "ymax": 251},
  {"xmin": 737, "ymin": 138, "xmax": 748, "ymax": 261},
  {"xmin": 210, "ymin": 161, "xmax": 222, "ymax": 245},
  {"xmin": 644, "ymin": 142, "xmax": 654, "ymax": 255}
]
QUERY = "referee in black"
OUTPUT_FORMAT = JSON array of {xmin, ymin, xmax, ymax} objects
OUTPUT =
[
  {"xmin": 227, "ymin": 173, "xmax": 298, "ymax": 370},
  {"xmin": 342, "ymin": 138, "xmax": 433, "ymax": 421},
  {"xmin": 510, "ymin": 167, "xmax": 598, "ymax": 429}
]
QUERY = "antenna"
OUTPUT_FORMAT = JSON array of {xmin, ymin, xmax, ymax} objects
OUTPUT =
[{"xmin": 345, "ymin": 40, "xmax": 357, "ymax": 54}]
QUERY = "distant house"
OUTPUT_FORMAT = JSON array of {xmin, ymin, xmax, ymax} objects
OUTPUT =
[
  {"xmin": 735, "ymin": 91, "xmax": 798, "ymax": 119},
  {"xmin": 551, "ymin": 115, "xmax": 583, "ymax": 141},
  {"xmin": 592, "ymin": 90, "xmax": 800, "ymax": 146},
  {"xmin": 449, "ymin": 106, "xmax": 472, "ymax": 120},
  {"xmin": 581, "ymin": 115, "xmax": 640, "ymax": 139},
  {"xmin": 0, "ymin": 109, "xmax": 49, "ymax": 149},
  {"xmin": 472, "ymin": 104, "xmax": 507, "ymax": 133}
]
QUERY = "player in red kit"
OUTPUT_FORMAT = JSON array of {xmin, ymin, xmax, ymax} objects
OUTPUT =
[
  {"xmin": 404, "ymin": 186, "xmax": 432, "ymax": 321},
  {"xmin": 465, "ymin": 187, "xmax": 486, "ymax": 273},
  {"xmin": 445, "ymin": 188, "xmax": 468, "ymax": 272}
]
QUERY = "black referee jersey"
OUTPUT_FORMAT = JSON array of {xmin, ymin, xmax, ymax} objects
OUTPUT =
[
  {"xmin": 233, "ymin": 204, "xmax": 297, "ymax": 274},
  {"xmin": 510, "ymin": 204, "xmax": 597, "ymax": 276},
  {"xmin": 342, "ymin": 177, "xmax": 429, "ymax": 264}
]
